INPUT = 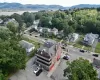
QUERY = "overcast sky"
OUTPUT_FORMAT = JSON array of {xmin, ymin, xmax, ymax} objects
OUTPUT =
[{"xmin": 0, "ymin": 0, "xmax": 100, "ymax": 7}]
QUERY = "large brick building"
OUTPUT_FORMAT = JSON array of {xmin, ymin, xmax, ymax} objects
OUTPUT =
[{"xmin": 35, "ymin": 40, "xmax": 62, "ymax": 71}]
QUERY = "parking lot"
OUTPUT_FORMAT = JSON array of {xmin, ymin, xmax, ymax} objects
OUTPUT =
[{"xmin": 10, "ymin": 57, "xmax": 52, "ymax": 80}]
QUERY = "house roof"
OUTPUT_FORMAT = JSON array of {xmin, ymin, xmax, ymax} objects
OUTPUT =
[
  {"xmin": 0, "ymin": 19, "xmax": 3, "ymax": 23},
  {"xmin": 37, "ymin": 40, "xmax": 57, "ymax": 59},
  {"xmin": 52, "ymin": 28, "xmax": 58, "ymax": 31},
  {"xmin": 19, "ymin": 40, "xmax": 34, "ymax": 49},
  {"xmin": 84, "ymin": 33, "xmax": 99, "ymax": 42}
]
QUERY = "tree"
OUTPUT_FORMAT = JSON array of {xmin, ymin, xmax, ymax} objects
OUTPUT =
[
  {"xmin": 39, "ymin": 16, "xmax": 50, "ymax": 27},
  {"xmin": 0, "ymin": 28, "xmax": 11, "ymax": 40},
  {"xmin": 0, "ymin": 39, "xmax": 27, "ymax": 77},
  {"xmin": 35, "ymin": 12, "xmax": 42, "ymax": 20},
  {"xmin": 63, "ymin": 26, "xmax": 74, "ymax": 37},
  {"xmin": 22, "ymin": 12, "xmax": 35, "ymax": 27},
  {"xmin": 11, "ymin": 13, "xmax": 23, "ymax": 27},
  {"xmin": 64, "ymin": 58, "xmax": 98, "ymax": 80},
  {"xmin": 0, "ymin": 71, "xmax": 5, "ymax": 80},
  {"xmin": 7, "ymin": 22, "xmax": 18, "ymax": 35}
]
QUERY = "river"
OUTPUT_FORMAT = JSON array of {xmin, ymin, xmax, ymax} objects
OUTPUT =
[{"xmin": 0, "ymin": 10, "xmax": 38, "ymax": 16}]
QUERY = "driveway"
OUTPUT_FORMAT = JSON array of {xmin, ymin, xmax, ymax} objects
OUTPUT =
[{"xmin": 92, "ymin": 38, "xmax": 98, "ymax": 52}]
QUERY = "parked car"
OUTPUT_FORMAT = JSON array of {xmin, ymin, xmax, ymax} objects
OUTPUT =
[
  {"xmin": 61, "ymin": 46, "xmax": 66, "ymax": 49},
  {"xmin": 35, "ymin": 34, "xmax": 40, "ymax": 37},
  {"xmin": 92, "ymin": 54, "xmax": 99, "ymax": 57},
  {"xmin": 45, "ymin": 38, "xmax": 48, "ymax": 40},
  {"xmin": 33, "ymin": 67, "xmax": 43, "ymax": 76},
  {"xmin": 30, "ymin": 33, "xmax": 32, "ymax": 36},
  {"xmin": 63, "ymin": 55, "xmax": 70, "ymax": 60},
  {"xmin": 33, "ymin": 67, "xmax": 40, "ymax": 74},
  {"xmin": 80, "ymin": 49, "xmax": 85, "ymax": 53},
  {"xmin": 36, "ymin": 69, "xmax": 43, "ymax": 76}
]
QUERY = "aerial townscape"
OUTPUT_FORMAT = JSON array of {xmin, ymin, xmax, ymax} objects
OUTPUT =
[{"xmin": 0, "ymin": 1, "xmax": 100, "ymax": 80}]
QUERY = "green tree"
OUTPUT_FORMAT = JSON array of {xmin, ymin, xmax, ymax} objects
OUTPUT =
[
  {"xmin": 0, "ymin": 39, "xmax": 26, "ymax": 76},
  {"xmin": 11, "ymin": 13, "xmax": 23, "ymax": 27},
  {"xmin": 7, "ymin": 22, "xmax": 18, "ymax": 35},
  {"xmin": 39, "ymin": 16, "xmax": 50, "ymax": 27},
  {"xmin": 64, "ymin": 58, "xmax": 98, "ymax": 80},
  {"xmin": 63, "ymin": 26, "xmax": 74, "ymax": 37},
  {"xmin": 0, "ymin": 71, "xmax": 5, "ymax": 80},
  {"xmin": 22, "ymin": 12, "xmax": 35, "ymax": 27},
  {"xmin": 0, "ymin": 28, "xmax": 11, "ymax": 40}
]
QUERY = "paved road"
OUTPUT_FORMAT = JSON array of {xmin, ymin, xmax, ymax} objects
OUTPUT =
[{"xmin": 52, "ymin": 45, "xmax": 100, "ymax": 80}]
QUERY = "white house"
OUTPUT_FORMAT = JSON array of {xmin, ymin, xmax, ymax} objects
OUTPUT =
[
  {"xmin": 33, "ymin": 24, "xmax": 38, "ymax": 31},
  {"xmin": 57, "ymin": 30, "xmax": 64, "ymax": 38},
  {"xmin": 68, "ymin": 33, "xmax": 79, "ymax": 42},
  {"xmin": 43, "ymin": 28, "xmax": 51, "ymax": 32},
  {"xmin": 0, "ymin": 19, "xmax": 3, "ymax": 24},
  {"xmin": 83, "ymin": 33, "xmax": 99, "ymax": 46},
  {"xmin": 51, "ymin": 28, "xmax": 58, "ymax": 35},
  {"xmin": 5, "ymin": 18, "xmax": 19, "ymax": 26},
  {"xmin": 19, "ymin": 40, "xmax": 35, "ymax": 54},
  {"xmin": 33, "ymin": 20, "xmax": 40, "ymax": 25},
  {"xmin": 37, "ymin": 27, "xmax": 43, "ymax": 33}
]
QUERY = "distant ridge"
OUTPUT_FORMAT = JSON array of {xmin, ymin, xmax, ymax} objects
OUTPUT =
[
  {"xmin": 0, "ymin": 3, "xmax": 100, "ymax": 10},
  {"xmin": 70, "ymin": 4, "xmax": 100, "ymax": 9},
  {"xmin": 0, "ymin": 3, "xmax": 66, "ymax": 10}
]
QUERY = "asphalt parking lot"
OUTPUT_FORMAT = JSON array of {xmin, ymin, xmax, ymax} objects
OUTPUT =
[
  {"xmin": 52, "ymin": 59, "xmax": 68, "ymax": 80},
  {"xmin": 10, "ymin": 57, "xmax": 52, "ymax": 80}
]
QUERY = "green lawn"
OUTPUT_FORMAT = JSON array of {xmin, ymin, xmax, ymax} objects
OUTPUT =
[
  {"xmin": 83, "ymin": 46, "xmax": 92, "ymax": 51},
  {"xmin": 73, "ymin": 35, "xmax": 84, "ymax": 48},
  {"xmin": 95, "ymin": 42, "xmax": 100, "ymax": 53},
  {"xmin": 73, "ymin": 35, "xmax": 92, "ymax": 51}
]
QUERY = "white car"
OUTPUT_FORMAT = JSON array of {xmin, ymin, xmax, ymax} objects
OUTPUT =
[{"xmin": 33, "ymin": 67, "xmax": 40, "ymax": 74}]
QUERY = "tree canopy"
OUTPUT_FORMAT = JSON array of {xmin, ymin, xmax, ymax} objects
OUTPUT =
[{"xmin": 64, "ymin": 58, "xmax": 98, "ymax": 80}]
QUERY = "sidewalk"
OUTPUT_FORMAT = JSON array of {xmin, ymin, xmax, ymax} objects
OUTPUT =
[{"xmin": 47, "ymin": 59, "xmax": 61, "ymax": 77}]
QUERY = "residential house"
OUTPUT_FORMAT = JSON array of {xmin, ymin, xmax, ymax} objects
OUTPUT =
[
  {"xmin": 83, "ymin": 33, "xmax": 99, "ymax": 46},
  {"xmin": 38, "ymin": 27, "xmax": 51, "ymax": 33},
  {"xmin": 19, "ymin": 40, "xmax": 35, "ymax": 55},
  {"xmin": 57, "ymin": 30, "xmax": 64, "ymax": 39},
  {"xmin": 35, "ymin": 40, "xmax": 62, "ymax": 71},
  {"xmin": 0, "ymin": 19, "xmax": 3, "ymax": 24},
  {"xmin": 5, "ymin": 18, "xmax": 19, "ymax": 26},
  {"xmin": 51, "ymin": 28, "xmax": 58, "ymax": 36},
  {"xmin": 42, "ymin": 28, "xmax": 51, "ymax": 33},
  {"xmin": 32, "ymin": 24, "xmax": 38, "ymax": 31},
  {"xmin": 33, "ymin": 20, "xmax": 40, "ymax": 25},
  {"xmin": 37, "ymin": 27, "xmax": 43, "ymax": 33},
  {"xmin": 68, "ymin": 33, "xmax": 79, "ymax": 42}
]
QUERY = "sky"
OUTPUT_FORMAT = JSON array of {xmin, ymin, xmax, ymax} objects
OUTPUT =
[{"xmin": 0, "ymin": 0, "xmax": 100, "ymax": 7}]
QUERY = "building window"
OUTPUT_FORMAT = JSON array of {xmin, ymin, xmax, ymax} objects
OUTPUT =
[
  {"xmin": 37, "ymin": 56, "xmax": 51, "ymax": 62},
  {"xmin": 37, "ymin": 59, "xmax": 51, "ymax": 66}
]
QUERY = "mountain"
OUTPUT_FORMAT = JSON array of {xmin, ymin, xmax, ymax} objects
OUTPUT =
[
  {"xmin": 0, "ymin": 3, "xmax": 100, "ymax": 10},
  {"xmin": 0, "ymin": 3, "xmax": 67, "ymax": 10},
  {"xmin": 70, "ymin": 4, "xmax": 100, "ymax": 9}
]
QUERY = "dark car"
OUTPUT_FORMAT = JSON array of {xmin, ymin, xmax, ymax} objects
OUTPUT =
[
  {"xmin": 63, "ymin": 55, "xmax": 70, "ymax": 60},
  {"xmin": 30, "ymin": 33, "xmax": 32, "ymax": 36},
  {"xmin": 61, "ymin": 46, "xmax": 66, "ymax": 49},
  {"xmin": 92, "ymin": 54, "xmax": 99, "ymax": 57},
  {"xmin": 36, "ymin": 69, "xmax": 43, "ymax": 76},
  {"xmin": 80, "ymin": 49, "xmax": 85, "ymax": 53}
]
